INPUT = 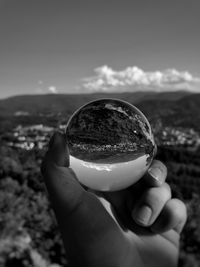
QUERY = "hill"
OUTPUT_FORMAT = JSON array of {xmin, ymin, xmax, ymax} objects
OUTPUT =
[
  {"xmin": 137, "ymin": 93, "xmax": 200, "ymax": 131},
  {"xmin": 0, "ymin": 91, "xmax": 190, "ymax": 116},
  {"xmin": 0, "ymin": 91, "xmax": 200, "ymax": 132}
]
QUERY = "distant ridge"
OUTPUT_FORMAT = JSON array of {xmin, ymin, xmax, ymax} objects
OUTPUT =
[
  {"xmin": 0, "ymin": 91, "xmax": 191, "ymax": 116},
  {"xmin": 0, "ymin": 91, "xmax": 200, "ymax": 133}
]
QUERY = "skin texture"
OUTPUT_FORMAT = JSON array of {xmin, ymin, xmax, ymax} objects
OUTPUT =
[{"xmin": 41, "ymin": 132, "xmax": 187, "ymax": 267}]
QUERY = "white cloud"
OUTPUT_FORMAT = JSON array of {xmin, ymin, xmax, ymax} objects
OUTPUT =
[
  {"xmin": 48, "ymin": 86, "xmax": 58, "ymax": 94},
  {"xmin": 81, "ymin": 65, "xmax": 200, "ymax": 93},
  {"xmin": 35, "ymin": 81, "xmax": 58, "ymax": 94}
]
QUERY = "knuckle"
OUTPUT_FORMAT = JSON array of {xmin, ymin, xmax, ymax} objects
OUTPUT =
[
  {"xmin": 162, "ymin": 182, "xmax": 171, "ymax": 197},
  {"xmin": 173, "ymin": 198, "xmax": 187, "ymax": 222},
  {"xmin": 144, "ymin": 183, "xmax": 171, "ymax": 206}
]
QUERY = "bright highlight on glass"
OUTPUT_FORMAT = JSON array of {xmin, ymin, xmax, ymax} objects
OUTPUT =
[{"xmin": 66, "ymin": 99, "xmax": 156, "ymax": 191}]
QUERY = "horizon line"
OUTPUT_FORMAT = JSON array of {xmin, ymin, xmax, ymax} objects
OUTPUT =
[{"xmin": 0, "ymin": 90, "xmax": 195, "ymax": 100}]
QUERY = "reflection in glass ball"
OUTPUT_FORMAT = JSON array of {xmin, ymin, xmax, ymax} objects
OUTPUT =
[{"xmin": 66, "ymin": 99, "xmax": 156, "ymax": 191}]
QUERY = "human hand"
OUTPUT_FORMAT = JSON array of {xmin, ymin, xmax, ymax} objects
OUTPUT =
[{"xmin": 41, "ymin": 132, "xmax": 187, "ymax": 267}]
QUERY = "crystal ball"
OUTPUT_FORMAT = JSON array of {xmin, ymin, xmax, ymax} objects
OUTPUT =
[{"xmin": 66, "ymin": 99, "xmax": 156, "ymax": 191}]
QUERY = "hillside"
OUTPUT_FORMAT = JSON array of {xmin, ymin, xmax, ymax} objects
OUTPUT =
[
  {"xmin": 0, "ymin": 91, "xmax": 200, "ymax": 132},
  {"xmin": 137, "ymin": 94, "xmax": 200, "ymax": 131},
  {"xmin": 0, "ymin": 91, "xmax": 190, "ymax": 116}
]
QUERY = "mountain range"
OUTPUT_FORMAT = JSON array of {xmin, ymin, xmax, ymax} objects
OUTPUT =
[{"xmin": 0, "ymin": 91, "xmax": 199, "ymax": 132}]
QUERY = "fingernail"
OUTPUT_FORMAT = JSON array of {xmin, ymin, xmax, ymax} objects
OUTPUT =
[
  {"xmin": 148, "ymin": 167, "xmax": 162, "ymax": 181},
  {"xmin": 132, "ymin": 205, "xmax": 152, "ymax": 225}
]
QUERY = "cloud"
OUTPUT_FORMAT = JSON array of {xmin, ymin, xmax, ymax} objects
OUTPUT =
[
  {"xmin": 48, "ymin": 86, "xmax": 58, "ymax": 94},
  {"xmin": 81, "ymin": 65, "xmax": 200, "ymax": 93},
  {"xmin": 35, "ymin": 83, "xmax": 58, "ymax": 94}
]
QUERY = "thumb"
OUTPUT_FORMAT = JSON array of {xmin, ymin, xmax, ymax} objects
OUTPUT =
[
  {"xmin": 47, "ymin": 131, "xmax": 70, "ymax": 167},
  {"xmin": 41, "ymin": 132, "xmax": 127, "ymax": 266},
  {"xmin": 41, "ymin": 131, "xmax": 85, "ymax": 214}
]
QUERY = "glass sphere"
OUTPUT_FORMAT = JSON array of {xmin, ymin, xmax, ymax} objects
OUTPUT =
[{"xmin": 66, "ymin": 98, "xmax": 156, "ymax": 191}]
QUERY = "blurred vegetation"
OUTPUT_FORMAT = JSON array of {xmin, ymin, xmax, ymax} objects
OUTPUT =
[
  {"xmin": 0, "ymin": 146, "xmax": 67, "ymax": 267},
  {"xmin": 157, "ymin": 146, "xmax": 200, "ymax": 266},
  {"xmin": 0, "ymin": 143, "xmax": 200, "ymax": 266}
]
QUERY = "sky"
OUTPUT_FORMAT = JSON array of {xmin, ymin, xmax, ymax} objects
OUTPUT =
[{"xmin": 0, "ymin": 0, "xmax": 200, "ymax": 98}]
